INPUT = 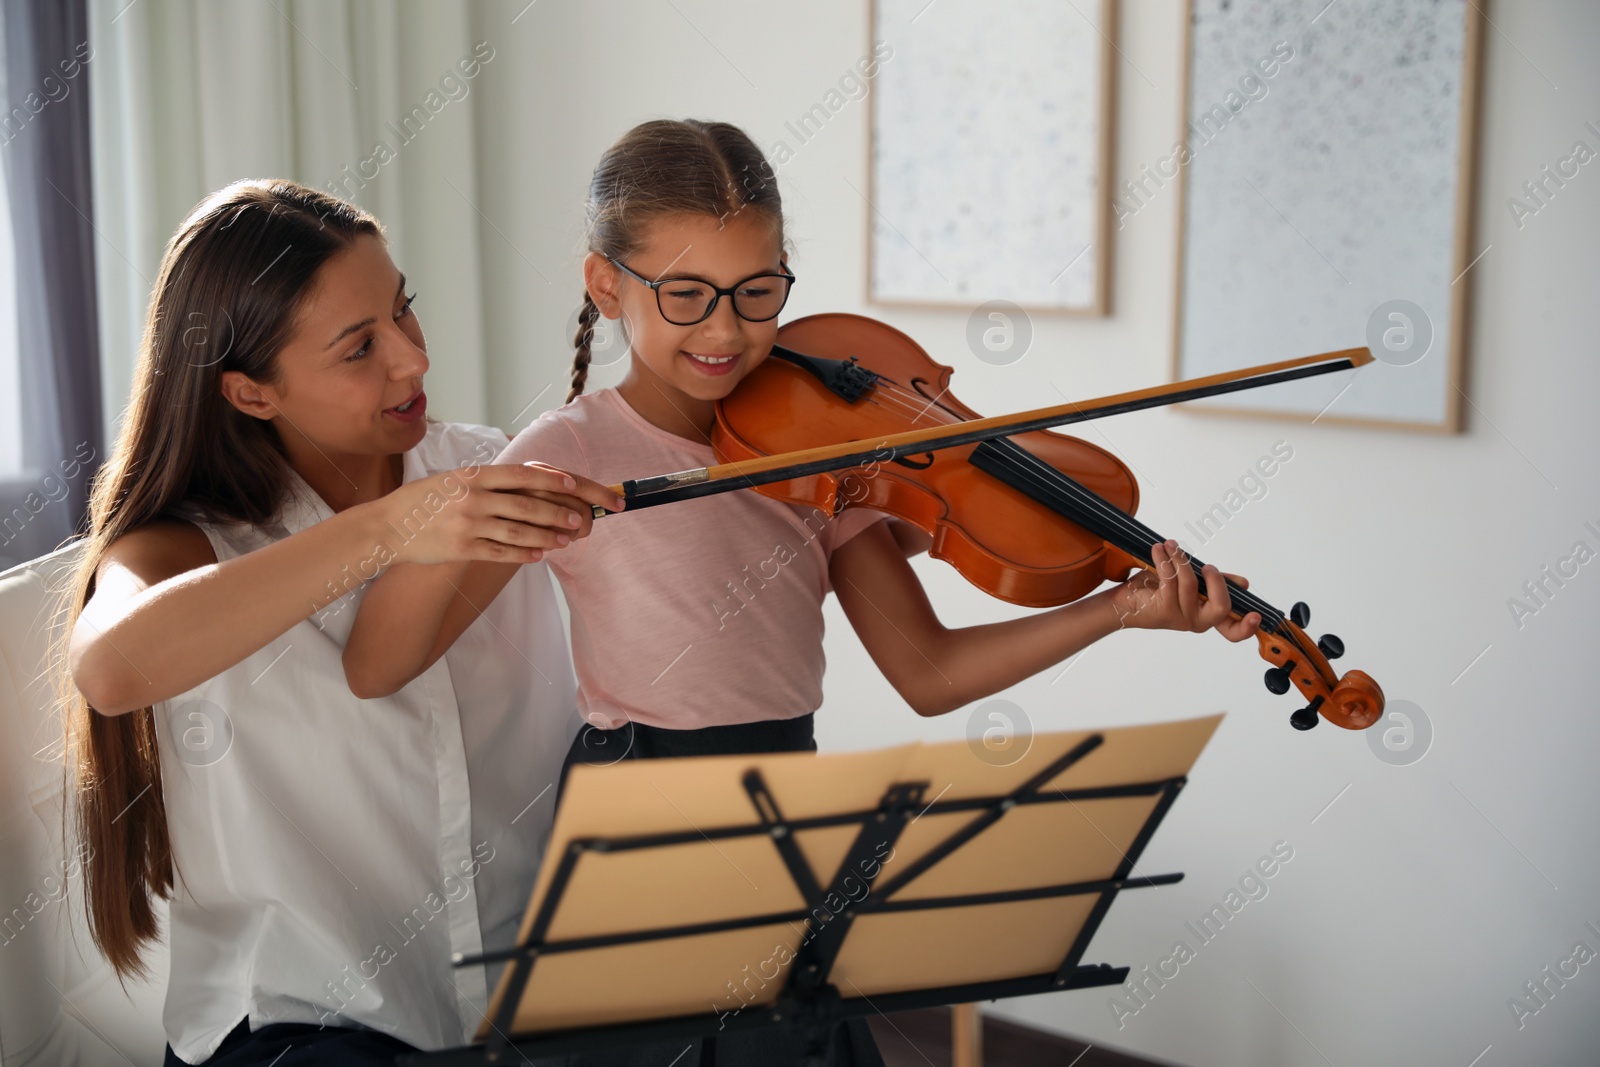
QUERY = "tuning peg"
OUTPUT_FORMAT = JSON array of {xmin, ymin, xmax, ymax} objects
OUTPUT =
[
  {"xmin": 1264, "ymin": 661, "xmax": 1295, "ymax": 695},
  {"xmin": 1289, "ymin": 695, "xmax": 1325, "ymax": 732},
  {"xmin": 1317, "ymin": 633, "xmax": 1345, "ymax": 660},
  {"xmin": 1290, "ymin": 601, "xmax": 1311, "ymax": 627}
]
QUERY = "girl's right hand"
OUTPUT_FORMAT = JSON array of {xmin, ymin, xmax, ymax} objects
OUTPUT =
[{"xmin": 376, "ymin": 462, "xmax": 624, "ymax": 566}]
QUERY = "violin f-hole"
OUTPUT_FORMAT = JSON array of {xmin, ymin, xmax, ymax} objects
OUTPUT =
[
  {"xmin": 892, "ymin": 452, "xmax": 936, "ymax": 470},
  {"xmin": 909, "ymin": 377, "xmax": 965, "ymax": 422}
]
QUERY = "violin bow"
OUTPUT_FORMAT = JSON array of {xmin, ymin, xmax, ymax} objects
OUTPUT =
[{"xmin": 590, "ymin": 345, "xmax": 1374, "ymax": 518}]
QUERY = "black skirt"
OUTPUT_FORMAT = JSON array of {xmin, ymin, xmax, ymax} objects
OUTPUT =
[
  {"xmin": 556, "ymin": 713, "xmax": 819, "ymax": 801},
  {"xmin": 549, "ymin": 714, "xmax": 886, "ymax": 1067}
]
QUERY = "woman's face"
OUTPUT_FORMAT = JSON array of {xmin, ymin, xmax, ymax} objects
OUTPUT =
[
  {"xmin": 592, "ymin": 211, "xmax": 786, "ymax": 419},
  {"xmin": 225, "ymin": 233, "xmax": 429, "ymax": 462}
]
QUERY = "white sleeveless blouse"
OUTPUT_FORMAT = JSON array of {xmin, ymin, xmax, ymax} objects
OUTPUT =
[{"xmin": 157, "ymin": 421, "xmax": 577, "ymax": 1063}]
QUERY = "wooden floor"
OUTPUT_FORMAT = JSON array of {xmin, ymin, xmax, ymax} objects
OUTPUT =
[{"xmin": 867, "ymin": 1008, "xmax": 1178, "ymax": 1067}]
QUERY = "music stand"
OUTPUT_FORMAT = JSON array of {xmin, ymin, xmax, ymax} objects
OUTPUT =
[{"xmin": 404, "ymin": 714, "xmax": 1223, "ymax": 1065}]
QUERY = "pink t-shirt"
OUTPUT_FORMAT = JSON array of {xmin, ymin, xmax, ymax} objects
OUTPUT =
[{"xmin": 497, "ymin": 388, "xmax": 887, "ymax": 731}]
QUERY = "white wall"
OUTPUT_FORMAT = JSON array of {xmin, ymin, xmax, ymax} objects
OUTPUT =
[{"xmin": 476, "ymin": 1, "xmax": 1600, "ymax": 1064}]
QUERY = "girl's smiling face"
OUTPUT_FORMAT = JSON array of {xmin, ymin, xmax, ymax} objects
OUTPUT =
[{"xmin": 588, "ymin": 211, "xmax": 787, "ymax": 440}]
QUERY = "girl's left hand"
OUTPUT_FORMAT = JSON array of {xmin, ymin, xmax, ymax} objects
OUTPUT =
[{"xmin": 1110, "ymin": 539, "xmax": 1261, "ymax": 642}]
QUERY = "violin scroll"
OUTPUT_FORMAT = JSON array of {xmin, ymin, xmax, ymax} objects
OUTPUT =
[
  {"xmin": 1255, "ymin": 613, "xmax": 1384, "ymax": 731},
  {"xmin": 1325, "ymin": 669, "xmax": 1384, "ymax": 730}
]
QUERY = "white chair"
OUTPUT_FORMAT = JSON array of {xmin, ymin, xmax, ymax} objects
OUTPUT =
[{"xmin": 0, "ymin": 541, "xmax": 168, "ymax": 1066}]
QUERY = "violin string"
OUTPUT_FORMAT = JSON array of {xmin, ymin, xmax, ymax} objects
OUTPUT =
[
  {"xmin": 844, "ymin": 369, "xmax": 962, "ymax": 423},
  {"xmin": 866, "ymin": 379, "xmax": 963, "ymax": 429},
  {"xmin": 979, "ymin": 440, "xmax": 1164, "ymax": 573},
  {"xmin": 1013, "ymin": 443, "xmax": 1287, "ymax": 630},
  {"xmin": 862, "ymin": 377, "xmax": 1288, "ymax": 626},
  {"xmin": 861, "ymin": 392, "xmax": 951, "ymax": 428},
  {"xmin": 856, "ymin": 377, "xmax": 1281, "ymax": 621},
  {"xmin": 873, "ymin": 375, "xmax": 959, "ymax": 422},
  {"xmin": 989, "ymin": 439, "xmax": 1283, "ymax": 627},
  {"xmin": 978, "ymin": 438, "xmax": 1287, "ymax": 630},
  {"xmin": 854, "ymin": 378, "xmax": 1180, "ymax": 588},
  {"xmin": 829, "ymin": 373, "xmax": 1317, "ymax": 658},
  {"xmin": 844, "ymin": 375, "xmax": 1290, "ymax": 631}
]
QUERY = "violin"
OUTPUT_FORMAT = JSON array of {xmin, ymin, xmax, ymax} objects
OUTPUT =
[{"xmin": 599, "ymin": 312, "xmax": 1384, "ymax": 732}]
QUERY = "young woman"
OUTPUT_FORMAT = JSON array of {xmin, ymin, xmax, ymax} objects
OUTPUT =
[
  {"xmin": 343, "ymin": 120, "xmax": 1258, "ymax": 1067},
  {"xmin": 62, "ymin": 179, "xmax": 618, "ymax": 1066}
]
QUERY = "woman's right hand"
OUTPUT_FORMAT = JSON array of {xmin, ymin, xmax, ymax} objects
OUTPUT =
[{"xmin": 376, "ymin": 462, "xmax": 624, "ymax": 567}]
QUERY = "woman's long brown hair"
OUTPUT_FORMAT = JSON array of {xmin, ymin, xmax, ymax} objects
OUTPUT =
[
  {"xmin": 53, "ymin": 179, "xmax": 382, "ymax": 977},
  {"xmin": 568, "ymin": 119, "xmax": 787, "ymax": 403}
]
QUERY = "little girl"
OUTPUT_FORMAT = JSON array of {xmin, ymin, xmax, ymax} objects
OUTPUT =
[{"xmin": 344, "ymin": 119, "xmax": 1258, "ymax": 1065}]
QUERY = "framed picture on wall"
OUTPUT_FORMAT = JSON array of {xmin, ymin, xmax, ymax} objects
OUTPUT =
[
  {"xmin": 868, "ymin": 0, "xmax": 1116, "ymax": 314},
  {"xmin": 1170, "ymin": 0, "xmax": 1486, "ymax": 432}
]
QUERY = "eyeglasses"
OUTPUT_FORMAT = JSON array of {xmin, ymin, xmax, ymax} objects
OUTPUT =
[{"xmin": 609, "ymin": 258, "xmax": 796, "ymax": 326}]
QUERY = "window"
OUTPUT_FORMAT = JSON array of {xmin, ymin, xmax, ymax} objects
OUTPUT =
[{"xmin": 0, "ymin": 142, "xmax": 22, "ymax": 479}]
